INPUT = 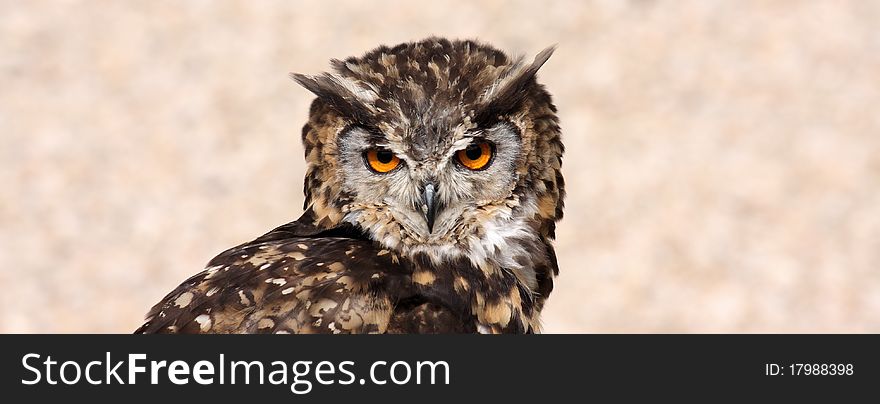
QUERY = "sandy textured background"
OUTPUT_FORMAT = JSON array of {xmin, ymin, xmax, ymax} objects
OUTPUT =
[{"xmin": 2, "ymin": 1, "xmax": 879, "ymax": 333}]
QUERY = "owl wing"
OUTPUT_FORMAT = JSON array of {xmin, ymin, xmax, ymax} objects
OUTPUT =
[{"xmin": 135, "ymin": 216, "xmax": 473, "ymax": 334}]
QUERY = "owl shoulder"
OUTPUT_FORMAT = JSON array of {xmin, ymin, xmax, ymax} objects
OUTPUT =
[{"xmin": 136, "ymin": 231, "xmax": 411, "ymax": 334}]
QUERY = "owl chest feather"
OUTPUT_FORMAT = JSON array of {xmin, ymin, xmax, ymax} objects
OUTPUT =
[{"xmin": 387, "ymin": 221, "xmax": 554, "ymax": 333}]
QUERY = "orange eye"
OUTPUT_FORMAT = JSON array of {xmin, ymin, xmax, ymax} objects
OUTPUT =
[
  {"xmin": 456, "ymin": 141, "xmax": 493, "ymax": 170},
  {"xmin": 365, "ymin": 148, "xmax": 401, "ymax": 173}
]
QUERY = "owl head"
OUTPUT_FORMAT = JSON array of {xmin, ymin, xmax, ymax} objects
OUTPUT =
[{"xmin": 292, "ymin": 38, "xmax": 564, "ymax": 267}]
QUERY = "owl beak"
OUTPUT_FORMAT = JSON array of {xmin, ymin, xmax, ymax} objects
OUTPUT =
[{"xmin": 422, "ymin": 183, "xmax": 439, "ymax": 233}]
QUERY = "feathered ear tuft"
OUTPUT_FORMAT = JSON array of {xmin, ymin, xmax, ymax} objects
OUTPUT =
[
  {"xmin": 290, "ymin": 72, "xmax": 378, "ymax": 125},
  {"xmin": 474, "ymin": 45, "xmax": 556, "ymax": 126}
]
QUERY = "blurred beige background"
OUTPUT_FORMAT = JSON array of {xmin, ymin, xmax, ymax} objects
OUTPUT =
[{"xmin": 2, "ymin": 0, "xmax": 879, "ymax": 333}]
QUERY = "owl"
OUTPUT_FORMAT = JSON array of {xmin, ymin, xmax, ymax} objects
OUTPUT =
[{"xmin": 136, "ymin": 37, "xmax": 564, "ymax": 334}]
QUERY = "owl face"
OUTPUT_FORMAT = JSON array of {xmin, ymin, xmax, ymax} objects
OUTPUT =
[
  {"xmin": 294, "ymin": 38, "xmax": 564, "ymax": 261},
  {"xmin": 335, "ymin": 120, "xmax": 522, "ymax": 244}
]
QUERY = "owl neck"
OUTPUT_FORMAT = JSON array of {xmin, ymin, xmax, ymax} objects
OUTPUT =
[
  {"xmin": 403, "ymin": 218, "xmax": 557, "ymax": 333},
  {"xmin": 302, "ymin": 203, "xmax": 558, "ymax": 333},
  {"xmin": 370, "ymin": 212, "xmax": 557, "ymax": 333}
]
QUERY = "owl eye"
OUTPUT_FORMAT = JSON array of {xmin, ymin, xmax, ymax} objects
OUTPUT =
[
  {"xmin": 456, "ymin": 141, "xmax": 494, "ymax": 170},
  {"xmin": 364, "ymin": 148, "xmax": 401, "ymax": 173}
]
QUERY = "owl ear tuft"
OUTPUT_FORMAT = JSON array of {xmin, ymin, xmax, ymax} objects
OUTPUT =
[
  {"xmin": 290, "ymin": 72, "xmax": 378, "ymax": 125},
  {"xmin": 475, "ymin": 45, "xmax": 556, "ymax": 126}
]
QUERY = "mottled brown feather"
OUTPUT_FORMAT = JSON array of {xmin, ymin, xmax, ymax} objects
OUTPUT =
[{"xmin": 137, "ymin": 37, "xmax": 563, "ymax": 334}]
